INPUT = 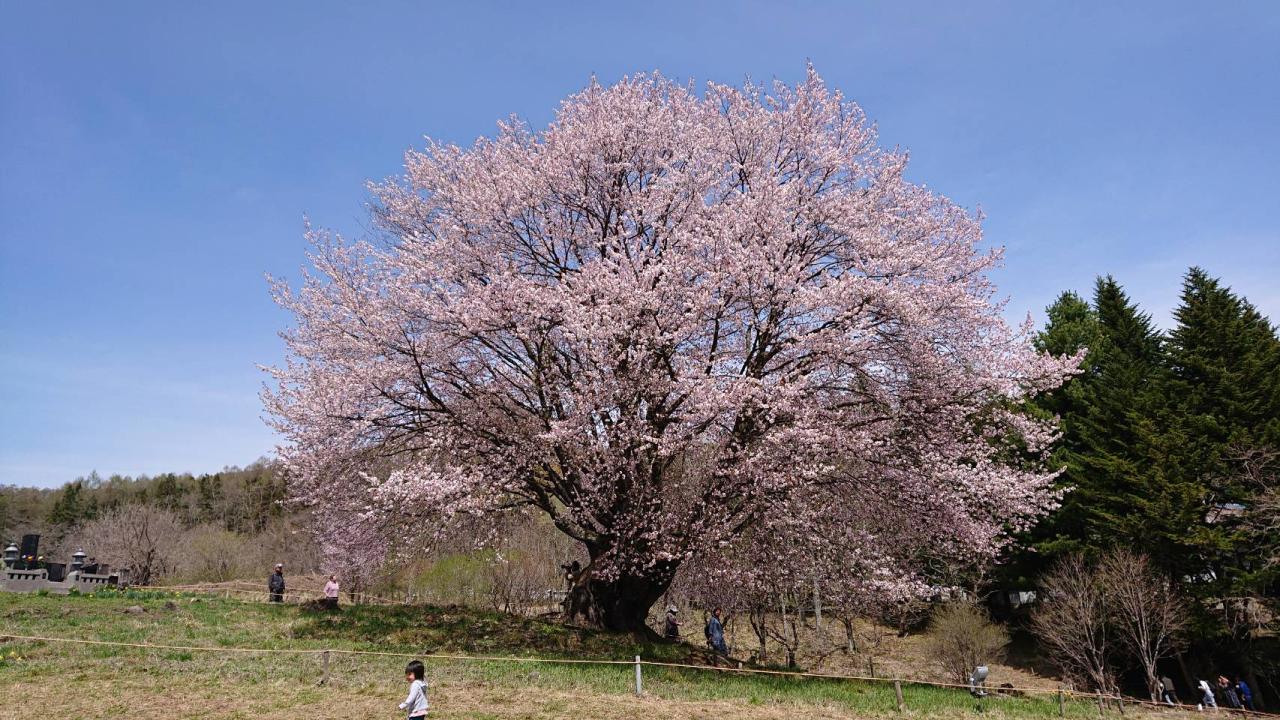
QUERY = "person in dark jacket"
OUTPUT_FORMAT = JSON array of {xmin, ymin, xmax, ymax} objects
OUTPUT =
[
  {"xmin": 663, "ymin": 606, "xmax": 681, "ymax": 640},
  {"xmin": 705, "ymin": 607, "xmax": 728, "ymax": 655},
  {"xmin": 1159, "ymin": 676, "xmax": 1178, "ymax": 706},
  {"xmin": 268, "ymin": 563, "xmax": 285, "ymax": 602},
  {"xmin": 1219, "ymin": 676, "xmax": 1241, "ymax": 709}
]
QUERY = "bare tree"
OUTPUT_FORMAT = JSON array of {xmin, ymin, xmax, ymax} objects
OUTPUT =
[
  {"xmin": 1236, "ymin": 446, "xmax": 1280, "ymax": 570},
  {"xmin": 178, "ymin": 525, "xmax": 252, "ymax": 583},
  {"xmin": 925, "ymin": 602, "xmax": 1010, "ymax": 684},
  {"xmin": 1031, "ymin": 555, "xmax": 1115, "ymax": 693},
  {"xmin": 766, "ymin": 590, "xmax": 806, "ymax": 669},
  {"xmin": 1099, "ymin": 549, "xmax": 1188, "ymax": 701},
  {"xmin": 1252, "ymin": 490, "xmax": 1280, "ymax": 569},
  {"xmin": 70, "ymin": 505, "xmax": 184, "ymax": 586}
]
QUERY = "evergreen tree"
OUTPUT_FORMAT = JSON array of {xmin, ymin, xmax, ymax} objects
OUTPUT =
[
  {"xmin": 151, "ymin": 473, "xmax": 190, "ymax": 521},
  {"xmin": 1009, "ymin": 279, "xmax": 1167, "ymax": 580},
  {"xmin": 196, "ymin": 473, "xmax": 225, "ymax": 526},
  {"xmin": 47, "ymin": 480, "xmax": 95, "ymax": 532},
  {"xmin": 1160, "ymin": 268, "xmax": 1280, "ymax": 598}
]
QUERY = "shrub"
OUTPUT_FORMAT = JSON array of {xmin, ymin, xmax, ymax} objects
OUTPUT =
[{"xmin": 924, "ymin": 602, "xmax": 1009, "ymax": 684}]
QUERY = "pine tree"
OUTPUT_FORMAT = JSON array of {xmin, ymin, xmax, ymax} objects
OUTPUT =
[
  {"xmin": 1160, "ymin": 268, "xmax": 1280, "ymax": 598},
  {"xmin": 151, "ymin": 473, "xmax": 190, "ymax": 521},
  {"xmin": 196, "ymin": 473, "xmax": 225, "ymax": 526},
  {"xmin": 47, "ymin": 480, "xmax": 93, "ymax": 532},
  {"xmin": 1010, "ymin": 279, "xmax": 1167, "ymax": 579}
]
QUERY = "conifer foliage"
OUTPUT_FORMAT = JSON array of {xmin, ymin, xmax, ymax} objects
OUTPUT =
[{"xmin": 1016, "ymin": 268, "xmax": 1279, "ymax": 682}]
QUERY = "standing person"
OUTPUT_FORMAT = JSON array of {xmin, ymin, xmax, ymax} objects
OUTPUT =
[
  {"xmin": 1198, "ymin": 678, "xmax": 1217, "ymax": 710},
  {"xmin": 663, "ymin": 606, "xmax": 681, "ymax": 640},
  {"xmin": 705, "ymin": 607, "xmax": 728, "ymax": 655},
  {"xmin": 1219, "ymin": 676, "xmax": 1241, "ymax": 709},
  {"xmin": 398, "ymin": 660, "xmax": 428, "ymax": 718},
  {"xmin": 323, "ymin": 574, "xmax": 340, "ymax": 610},
  {"xmin": 268, "ymin": 563, "xmax": 286, "ymax": 603},
  {"xmin": 1160, "ymin": 675, "xmax": 1179, "ymax": 706},
  {"xmin": 1236, "ymin": 677, "xmax": 1254, "ymax": 712}
]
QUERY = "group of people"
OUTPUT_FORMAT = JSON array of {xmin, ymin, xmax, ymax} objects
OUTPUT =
[
  {"xmin": 263, "ymin": 564, "xmax": 430, "ymax": 718},
  {"xmin": 663, "ymin": 605, "xmax": 729, "ymax": 655},
  {"xmin": 265, "ymin": 563, "xmax": 342, "ymax": 609},
  {"xmin": 1160, "ymin": 674, "xmax": 1256, "ymax": 712}
]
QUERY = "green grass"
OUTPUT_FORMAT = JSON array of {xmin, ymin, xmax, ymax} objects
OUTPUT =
[{"xmin": 0, "ymin": 592, "xmax": 1157, "ymax": 719}]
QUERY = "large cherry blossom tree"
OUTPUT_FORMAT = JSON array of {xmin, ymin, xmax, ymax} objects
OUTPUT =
[{"xmin": 266, "ymin": 68, "xmax": 1075, "ymax": 632}]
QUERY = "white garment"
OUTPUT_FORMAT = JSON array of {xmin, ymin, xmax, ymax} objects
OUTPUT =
[
  {"xmin": 1198, "ymin": 680, "xmax": 1216, "ymax": 708},
  {"xmin": 399, "ymin": 678, "xmax": 428, "ymax": 716}
]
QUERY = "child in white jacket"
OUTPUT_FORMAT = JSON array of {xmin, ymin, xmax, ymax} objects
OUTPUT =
[
  {"xmin": 1197, "ymin": 679, "xmax": 1217, "ymax": 710},
  {"xmin": 399, "ymin": 660, "xmax": 428, "ymax": 718}
]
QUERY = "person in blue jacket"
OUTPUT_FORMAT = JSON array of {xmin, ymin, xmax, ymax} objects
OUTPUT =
[
  {"xmin": 704, "ymin": 607, "xmax": 728, "ymax": 655},
  {"xmin": 1236, "ymin": 677, "xmax": 1254, "ymax": 711}
]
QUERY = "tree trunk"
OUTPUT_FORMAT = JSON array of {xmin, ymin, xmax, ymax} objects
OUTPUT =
[
  {"xmin": 813, "ymin": 578, "xmax": 823, "ymax": 633},
  {"xmin": 1143, "ymin": 664, "xmax": 1159, "ymax": 703},
  {"xmin": 562, "ymin": 563, "xmax": 673, "ymax": 634},
  {"xmin": 750, "ymin": 607, "xmax": 769, "ymax": 662}
]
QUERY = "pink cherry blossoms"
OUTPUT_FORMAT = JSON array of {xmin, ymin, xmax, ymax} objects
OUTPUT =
[{"xmin": 265, "ymin": 67, "xmax": 1076, "ymax": 630}]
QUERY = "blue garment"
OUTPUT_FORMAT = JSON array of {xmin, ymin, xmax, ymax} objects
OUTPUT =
[
  {"xmin": 1238, "ymin": 680, "xmax": 1253, "ymax": 710},
  {"xmin": 706, "ymin": 616, "xmax": 727, "ymax": 654}
]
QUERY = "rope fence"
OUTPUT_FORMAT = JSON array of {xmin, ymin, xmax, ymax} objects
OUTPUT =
[
  {"xmin": 130, "ymin": 582, "xmax": 450, "ymax": 608},
  {"xmin": 3, "ymin": 630, "xmax": 1275, "ymax": 718},
  {"xmin": 132, "ymin": 583, "xmax": 408, "ymax": 606}
]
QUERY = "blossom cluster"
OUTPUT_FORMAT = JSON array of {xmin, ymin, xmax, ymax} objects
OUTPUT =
[{"xmin": 265, "ymin": 67, "xmax": 1077, "ymax": 599}]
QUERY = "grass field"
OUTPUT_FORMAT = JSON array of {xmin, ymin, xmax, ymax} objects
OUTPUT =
[{"xmin": 0, "ymin": 590, "xmax": 1188, "ymax": 720}]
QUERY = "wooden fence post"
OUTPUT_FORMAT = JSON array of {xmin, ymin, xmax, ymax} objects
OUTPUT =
[
  {"xmin": 1096, "ymin": 694, "xmax": 1104, "ymax": 716},
  {"xmin": 634, "ymin": 655, "xmax": 643, "ymax": 696},
  {"xmin": 1058, "ymin": 690, "xmax": 1065, "ymax": 717},
  {"xmin": 319, "ymin": 650, "xmax": 330, "ymax": 685},
  {"xmin": 894, "ymin": 680, "xmax": 905, "ymax": 712}
]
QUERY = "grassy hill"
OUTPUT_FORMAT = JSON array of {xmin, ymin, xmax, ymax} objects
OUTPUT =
[{"xmin": 0, "ymin": 590, "xmax": 1183, "ymax": 720}]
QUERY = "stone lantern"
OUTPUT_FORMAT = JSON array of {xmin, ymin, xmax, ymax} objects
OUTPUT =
[
  {"xmin": 2, "ymin": 543, "xmax": 17, "ymax": 569},
  {"xmin": 71, "ymin": 549, "xmax": 87, "ymax": 573}
]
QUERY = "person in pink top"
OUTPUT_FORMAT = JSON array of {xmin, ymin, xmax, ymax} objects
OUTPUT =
[{"xmin": 323, "ymin": 574, "xmax": 340, "ymax": 610}]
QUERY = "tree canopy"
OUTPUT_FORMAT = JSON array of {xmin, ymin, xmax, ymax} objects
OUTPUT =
[{"xmin": 267, "ymin": 69, "xmax": 1074, "ymax": 630}]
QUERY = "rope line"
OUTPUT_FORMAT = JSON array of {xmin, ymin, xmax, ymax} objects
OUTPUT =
[{"xmin": 0, "ymin": 633, "xmax": 632, "ymax": 665}]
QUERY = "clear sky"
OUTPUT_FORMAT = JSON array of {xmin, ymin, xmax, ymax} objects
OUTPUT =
[{"xmin": 1, "ymin": 2, "xmax": 1277, "ymax": 488}]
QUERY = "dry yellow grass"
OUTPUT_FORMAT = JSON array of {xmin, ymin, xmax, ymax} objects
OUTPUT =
[
  {"xmin": 0, "ymin": 679, "xmax": 891, "ymax": 720},
  {"xmin": 714, "ymin": 613, "xmax": 1065, "ymax": 692}
]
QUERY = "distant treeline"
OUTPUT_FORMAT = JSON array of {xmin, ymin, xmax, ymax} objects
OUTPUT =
[{"xmin": 0, "ymin": 461, "xmax": 288, "ymax": 545}]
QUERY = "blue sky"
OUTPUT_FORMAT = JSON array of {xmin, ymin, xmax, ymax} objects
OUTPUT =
[{"xmin": 1, "ymin": 2, "xmax": 1277, "ymax": 488}]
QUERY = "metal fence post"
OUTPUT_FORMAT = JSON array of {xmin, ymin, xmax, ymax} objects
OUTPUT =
[
  {"xmin": 894, "ymin": 680, "xmax": 905, "ymax": 712},
  {"xmin": 634, "ymin": 655, "xmax": 643, "ymax": 696}
]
